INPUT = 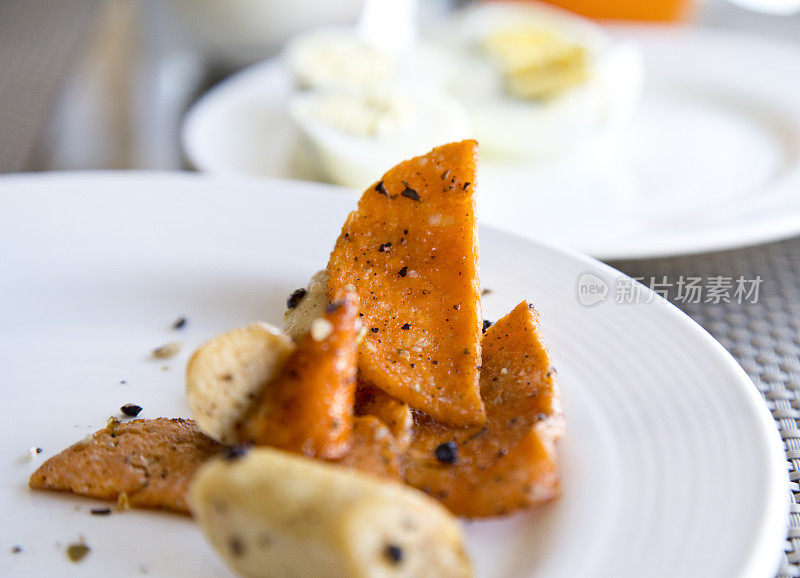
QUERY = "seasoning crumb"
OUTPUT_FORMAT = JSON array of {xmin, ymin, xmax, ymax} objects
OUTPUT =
[
  {"xmin": 481, "ymin": 288, "xmax": 492, "ymax": 296},
  {"xmin": 310, "ymin": 318, "xmax": 334, "ymax": 341},
  {"xmin": 400, "ymin": 182, "xmax": 421, "ymax": 202},
  {"xmin": 107, "ymin": 417, "xmax": 120, "ymax": 435},
  {"xmin": 287, "ymin": 288, "xmax": 307, "ymax": 309},
  {"xmin": 172, "ymin": 317, "xmax": 187, "ymax": 330},
  {"xmin": 117, "ymin": 492, "xmax": 130, "ymax": 511},
  {"xmin": 90, "ymin": 507, "xmax": 112, "ymax": 516},
  {"xmin": 384, "ymin": 543, "xmax": 403, "ymax": 565},
  {"xmin": 119, "ymin": 379, "xmax": 127, "ymax": 385},
  {"xmin": 401, "ymin": 323, "xmax": 411, "ymax": 330},
  {"xmin": 11, "ymin": 545, "xmax": 22, "ymax": 554},
  {"xmin": 225, "ymin": 444, "xmax": 250, "ymax": 461},
  {"xmin": 28, "ymin": 446, "xmax": 43, "ymax": 460},
  {"xmin": 398, "ymin": 266, "xmax": 408, "ymax": 277},
  {"xmin": 152, "ymin": 342, "xmax": 181, "ymax": 359},
  {"xmin": 378, "ymin": 242, "xmax": 392, "ymax": 253},
  {"xmin": 375, "ymin": 181, "xmax": 389, "ymax": 197},
  {"xmin": 120, "ymin": 403, "xmax": 142, "ymax": 417},
  {"xmin": 434, "ymin": 441, "xmax": 458, "ymax": 464},
  {"xmin": 482, "ymin": 320, "xmax": 494, "ymax": 334},
  {"xmin": 370, "ymin": 327, "xmax": 379, "ymax": 333},
  {"xmin": 228, "ymin": 536, "xmax": 245, "ymax": 558},
  {"xmin": 66, "ymin": 542, "xmax": 90, "ymax": 563}
]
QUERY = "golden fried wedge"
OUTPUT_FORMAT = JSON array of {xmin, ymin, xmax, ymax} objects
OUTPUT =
[
  {"xmin": 404, "ymin": 301, "xmax": 564, "ymax": 517},
  {"xmin": 237, "ymin": 294, "xmax": 360, "ymax": 459},
  {"xmin": 29, "ymin": 418, "xmax": 222, "ymax": 514},
  {"xmin": 327, "ymin": 141, "xmax": 485, "ymax": 427}
]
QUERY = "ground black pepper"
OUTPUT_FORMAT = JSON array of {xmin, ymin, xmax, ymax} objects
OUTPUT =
[
  {"xmin": 120, "ymin": 404, "xmax": 142, "ymax": 417},
  {"xmin": 375, "ymin": 181, "xmax": 389, "ymax": 197},
  {"xmin": 398, "ymin": 266, "xmax": 408, "ymax": 277},
  {"xmin": 287, "ymin": 288, "xmax": 307, "ymax": 309},
  {"xmin": 384, "ymin": 543, "xmax": 403, "ymax": 564},
  {"xmin": 434, "ymin": 441, "xmax": 458, "ymax": 464}
]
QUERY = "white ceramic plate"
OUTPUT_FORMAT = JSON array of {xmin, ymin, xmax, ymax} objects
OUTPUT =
[
  {"xmin": 182, "ymin": 26, "xmax": 800, "ymax": 260},
  {"xmin": 0, "ymin": 173, "xmax": 787, "ymax": 577}
]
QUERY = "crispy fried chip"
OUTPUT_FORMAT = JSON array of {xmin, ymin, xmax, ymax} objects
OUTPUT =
[
  {"xmin": 327, "ymin": 141, "xmax": 485, "ymax": 427},
  {"xmin": 404, "ymin": 301, "xmax": 564, "ymax": 517},
  {"xmin": 237, "ymin": 294, "xmax": 360, "ymax": 459},
  {"xmin": 29, "ymin": 418, "xmax": 222, "ymax": 514}
]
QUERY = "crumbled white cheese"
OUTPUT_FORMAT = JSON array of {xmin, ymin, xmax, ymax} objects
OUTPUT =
[{"xmin": 310, "ymin": 318, "xmax": 334, "ymax": 342}]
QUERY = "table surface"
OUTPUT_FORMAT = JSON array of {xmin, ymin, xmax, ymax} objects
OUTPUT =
[{"xmin": 2, "ymin": 1, "xmax": 800, "ymax": 576}]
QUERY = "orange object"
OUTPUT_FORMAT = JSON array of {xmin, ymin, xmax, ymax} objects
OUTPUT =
[
  {"xmin": 356, "ymin": 382, "xmax": 414, "ymax": 451},
  {"xmin": 238, "ymin": 294, "xmax": 360, "ymax": 459},
  {"xmin": 404, "ymin": 301, "xmax": 565, "ymax": 518},
  {"xmin": 327, "ymin": 141, "xmax": 485, "ymax": 428},
  {"xmin": 29, "ymin": 418, "xmax": 223, "ymax": 515},
  {"xmin": 334, "ymin": 416, "xmax": 405, "ymax": 480},
  {"xmin": 537, "ymin": 0, "xmax": 691, "ymax": 21}
]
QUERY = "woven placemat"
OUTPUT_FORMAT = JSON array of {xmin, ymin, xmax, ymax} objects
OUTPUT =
[{"xmin": 609, "ymin": 235, "xmax": 800, "ymax": 578}]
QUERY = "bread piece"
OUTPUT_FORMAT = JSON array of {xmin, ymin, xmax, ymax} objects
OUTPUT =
[
  {"xmin": 327, "ymin": 141, "xmax": 485, "ymax": 427},
  {"xmin": 29, "ymin": 418, "xmax": 222, "ymax": 514},
  {"xmin": 284, "ymin": 270, "xmax": 330, "ymax": 342},
  {"xmin": 190, "ymin": 447, "xmax": 472, "ymax": 578},
  {"xmin": 186, "ymin": 323, "xmax": 295, "ymax": 444},
  {"xmin": 404, "ymin": 301, "xmax": 564, "ymax": 517},
  {"xmin": 237, "ymin": 294, "xmax": 360, "ymax": 459}
]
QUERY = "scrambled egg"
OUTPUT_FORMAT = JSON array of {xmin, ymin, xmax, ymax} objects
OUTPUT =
[{"xmin": 483, "ymin": 25, "xmax": 589, "ymax": 100}]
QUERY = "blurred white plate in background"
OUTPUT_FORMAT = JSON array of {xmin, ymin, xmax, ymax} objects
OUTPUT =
[
  {"xmin": 0, "ymin": 172, "xmax": 787, "ymax": 577},
  {"xmin": 183, "ymin": 26, "xmax": 800, "ymax": 260}
]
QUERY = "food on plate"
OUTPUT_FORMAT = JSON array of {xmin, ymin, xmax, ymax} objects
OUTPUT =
[
  {"xmin": 289, "ymin": 86, "xmax": 470, "ymax": 188},
  {"xmin": 29, "ymin": 418, "xmax": 222, "ymax": 514},
  {"xmin": 355, "ymin": 383, "xmax": 414, "ymax": 452},
  {"xmin": 444, "ymin": 1, "xmax": 642, "ymax": 159},
  {"xmin": 333, "ymin": 415, "xmax": 404, "ymax": 480},
  {"xmin": 186, "ymin": 322, "xmax": 295, "ymax": 444},
  {"xmin": 404, "ymin": 301, "xmax": 564, "ymax": 517},
  {"xmin": 285, "ymin": 28, "xmax": 396, "ymax": 91},
  {"xmin": 283, "ymin": 269, "xmax": 330, "ymax": 341},
  {"xmin": 327, "ymin": 140, "xmax": 485, "ymax": 427},
  {"xmin": 190, "ymin": 447, "xmax": 472, "ymax": 578},
  {"xmin": 30, "ymin": 140, "xmax": 564, "ymax": 576},
  {"xmin": 236, "ymin": 294, "xmax": 360, "ymax": 459}
]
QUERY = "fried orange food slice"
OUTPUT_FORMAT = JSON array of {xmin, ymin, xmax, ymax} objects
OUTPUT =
[
  {"xmin": 327, "ymin": 141, "xmax": 485, "ymax": 427},
  {"xmin": 333, "ymin": 416, "xmax": 404, "ymax": 481},
  {"xmin": 237, "ymin": 295, "xmax": 360, "ymax": 459},
  {"xmin": 355, "ymin": 382, "xmax": 413, "ymax": 451},
  {"xmin": 29, "ymin": 418, "xmax": 222, "ymax": 514},
  {"xmin": 404, "ymin": 301, "xmax": 564, "ymax": 517}
]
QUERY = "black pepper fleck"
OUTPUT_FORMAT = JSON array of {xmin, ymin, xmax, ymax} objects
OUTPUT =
[
  {"xmin": 453, "ymin": 304, "xmax": 461, "ymax": 310},
  {"xmin": 434, "ymin": 441, "xmax": 458, "ymax": 464},
  {"xmin": 379, "ymin": 242, "xmax": 392, "ymax": 252},
  {"xmin": 172, "ymin": 317, "xmax": 187, "ymax": 330},
  {"xmin": 384, "ymin": 543, "xmax": 403, "ymax": 565},
  {"xmin": 482, "ymin": 320, "xmax": 494, "ymax": 333},
  {"xmin": 375, "ymin": 181, "xmax": 389, "ymax": 197},
  {"xmin": 225, "ymin": 444, "xmax": 250, "ymax": 461},
  {"xmin": 11, "ymin": 546, "xmax": 22, "ymax": 554},
  {"xmin": 370, "ymin": 327, "xmax": 379, "ymax": 333},
  {"xmin": 229, "ymin": 536, "xmax": 245, "ymax": 558},
  {"xmin": 287, "ymin": 288, "xmax": 307, "ymax": 309},
  {"xmin": 400, "ymin": 182, "xmax": 421, "ymax": 202},
  {"xmin": 398, "ymin": 266, "xmax": 408, "ymax": 277},
  {"xmin": 120, "ymin": 403, "xmax": 142, "ymax": 417},
  {"xmin": 90, "ymin": 507, "xmax": 112, "ymax": 516},
  {"xmin": 401, "ymin": 323, "xmax": 411, "ymax": 330}
]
